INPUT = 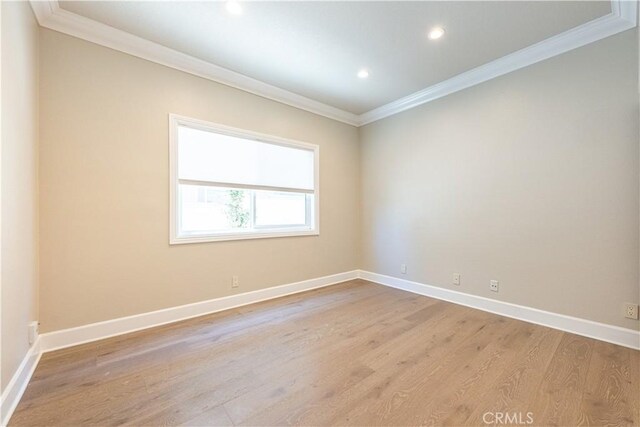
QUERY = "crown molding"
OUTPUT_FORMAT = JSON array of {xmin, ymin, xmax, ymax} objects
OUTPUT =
[
  {"xmin": 30, "ymin": 0, "xmax": 637, "ymax": 128},
  {"xmin": 358, "ymin": 0, "xmax": 637, "ymax": 126},
  {"xmin": 29, "ymin": 1, "xmax": 360, "ymax": 127}
]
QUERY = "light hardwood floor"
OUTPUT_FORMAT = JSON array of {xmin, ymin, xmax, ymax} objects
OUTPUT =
[{"xmin": 10, "ymin": 280, "xmax": 640, "ymax": 426}]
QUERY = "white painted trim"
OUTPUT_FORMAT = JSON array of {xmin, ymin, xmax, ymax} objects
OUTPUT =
[
  {"xmin": 358, "ymin": 270, "xmax": 640, "ymax": 351},
  {"xmin": 168, "ymin": 113, "xmax": 320, "ymax": 245},
  {"xmin": 29, "ymin": 1, "xmax": 359, "ymax": 127},
  {"xmin": 171, "ymin": 228, "xmax": 320, "ymax": 246},
  {"xmin": 4, "ymin": 270, "xmax": 637, "ymax": 423},
  {"xmin": 40, "ymin": 271, "xmax": 358, "ymax": 353},
  {"xmin": 0, "ymin": 338, "xmax": 42, "ymax": 427},
  {"xmin": 3, "ymin": 271, "xmax": 357, "ymax": 422},
  {"xmin": 358, "ymin": 0, "xmax": 638, "ymax": 125},
  {"xmin": 29, "ymin": 0, "xmax": 638, "ymax": 127}
]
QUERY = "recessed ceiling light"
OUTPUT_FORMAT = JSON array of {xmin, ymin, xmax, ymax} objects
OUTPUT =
[
  {"xmin": 428, "ymin": 27, "xmax": 445, "ymax": 40},
  {"xmin": 226, "ymin": 1, "xmax": 243, "ymax": 15},
  {"xmin": 357, "ymin": 69, "xmax": 369, "ymax": 79}
]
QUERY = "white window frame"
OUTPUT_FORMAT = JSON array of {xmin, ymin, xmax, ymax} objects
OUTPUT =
[{"xmin": 169, "ymin": 114, "xmax": 320, "ymax": 244}]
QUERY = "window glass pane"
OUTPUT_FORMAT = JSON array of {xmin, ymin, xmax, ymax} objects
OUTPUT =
[
  {"xmin": 254, "ymin": 191, "xmax": 308, "ymax": 227},
  {"xmin": 171, "ymin": 117, "xmax": 319, "ymax": 242},
  {"xmin": 179, "ymin": 184, "xmax": 251, "ymax": 235},
  {"xmin": 178, "ymin": 125, "xmax": 314, "ymax": 191}
]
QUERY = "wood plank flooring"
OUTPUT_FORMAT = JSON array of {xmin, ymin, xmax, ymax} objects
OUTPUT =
[{"xmin": 10, "ymin": 280, "xmax": 639, "ymax": 426}]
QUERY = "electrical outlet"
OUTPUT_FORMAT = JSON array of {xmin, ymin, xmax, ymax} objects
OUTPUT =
[
  {"xmin": 400, "ymin": 264, "xmax": 407, "ymax": 274},
  {"xmin": 490, "ymin": 280, "xmax": 499, "ymax": 292},
  {"xmin": 28, "ymin": 321, "xmax": 39, "ymax": 345},
  {"xmin": 624, "ymin": 303, "xmax": 639, "ymax": 320},
  {"xmin": 453, "ymin": 273, "xmax": 461, "ymax": 286},
  {"xmin": 231, "ymin": 276, "xmax": 239, "ymax": 288}
]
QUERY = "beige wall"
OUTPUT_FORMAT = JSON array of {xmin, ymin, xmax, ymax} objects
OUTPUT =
[
  {"xmin": 33, "ymin": 22, "xmax": 640, "ymax": 334},
  {"xmin": 360, "ymin": 29, "xmax": 639, "ymax": 330},
  {"xmin": 1, "ymin": 2, "xmax": 39, "ymax": 390},
  {"xmin": 38, "ymin": 29, "xmax": 360, "ymax": 332}
]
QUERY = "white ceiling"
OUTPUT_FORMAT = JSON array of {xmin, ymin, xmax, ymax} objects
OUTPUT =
[{"xmin": 58, "ymin": 1, "xmax": 611, "ymax": 115}]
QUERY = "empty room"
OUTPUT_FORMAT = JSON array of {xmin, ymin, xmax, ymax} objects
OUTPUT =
[{"xmin": 1, "ymin": 0, "xmax": 639, "ymax": 426}]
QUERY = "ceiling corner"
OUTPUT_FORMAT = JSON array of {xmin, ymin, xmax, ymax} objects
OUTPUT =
[{"xmin": 29, "ymin": 0, "xmax": 360, "ymax": 127}]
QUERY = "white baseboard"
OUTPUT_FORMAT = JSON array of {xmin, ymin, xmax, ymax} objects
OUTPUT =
[
  {"xmin": 1, "ymin": 337, "xmax": 42, "ymax": 427},
  {"xmin": 3, "ymin": 269, "xmax": 638, "ymax": 424},
  {"xmin": 40, "ymin": 270, "xmax": 359, "ymax": 353},
  {"xmin": 358, "ymin": 270, "xmax": 640, "ymax": 350},
  {"xmin": 2, "ymin": 270, "xmax": 357, "ymax": 425}
]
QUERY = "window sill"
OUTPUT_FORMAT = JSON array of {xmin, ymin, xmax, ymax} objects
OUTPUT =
[{"xmin": 170, "ymin": 229, "xmax": 319, "ymax": 245}]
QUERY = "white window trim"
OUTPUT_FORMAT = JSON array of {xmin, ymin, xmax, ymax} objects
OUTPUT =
[{"xmin": 169, "ymin": 114, "xmax": 320, "ymax": 245}]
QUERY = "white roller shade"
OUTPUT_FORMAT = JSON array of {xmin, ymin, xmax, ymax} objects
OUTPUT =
[{"xmin": 178, "ymin": 125, "xmax": 315, "ymax": 191}]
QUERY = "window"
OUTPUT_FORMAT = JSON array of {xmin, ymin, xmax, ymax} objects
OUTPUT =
[{"xmin": 169, "ymin": 114, "xmax": 319, "ymax": 244}]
